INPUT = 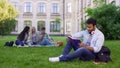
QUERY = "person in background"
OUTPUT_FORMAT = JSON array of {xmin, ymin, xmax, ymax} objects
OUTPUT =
[
  {"xmin": 15, "ymin": 26, "xmax": 30, "ymax": 46},
  {"xmin": 37, "ymin": 27, "xmax": 56, "ymax": 46},
  {"xmin": 29, "ymin": 27, "xmax": 37, "ymax": 45},
  {"xmin": 49, "ymin": 18, "xmax": 105, "ymax": 62}
]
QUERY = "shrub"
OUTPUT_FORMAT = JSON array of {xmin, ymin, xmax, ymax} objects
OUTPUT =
[
  {"xmin": 86, "ymin": 4, "xmax": 120, "ymax": 39},
  {"xmin": 0, "ymin": 19, "xmax": 16, "ymax": 35}
]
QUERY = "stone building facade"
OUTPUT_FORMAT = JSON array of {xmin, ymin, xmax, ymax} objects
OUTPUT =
[{"xmin": 9, "ymin": 0, "xmax": 120, "ymax": 35}]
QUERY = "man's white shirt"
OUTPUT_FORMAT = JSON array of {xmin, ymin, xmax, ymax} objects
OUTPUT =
[{"xmin": 70, "ymin": 28, "xmax": 105, "ymax": 53}]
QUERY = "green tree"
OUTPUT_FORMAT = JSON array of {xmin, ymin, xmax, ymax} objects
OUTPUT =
[
  {"xmin": 55, "ymin": 18, "xmax": 61, "ymax": 24},
  {"xmin": 86, "ymin": 4, "xmax": 120, "ymax": 39},
  {"xmin": 0, "ymin": 0, "xmax": 18, "ymax": 35}
]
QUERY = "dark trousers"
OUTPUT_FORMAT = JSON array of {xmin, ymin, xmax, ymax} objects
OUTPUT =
[
  {"xmin": 60, "ymin": 38, "xmax": 95, "ymax": 61},
  {"xmin": 15, "ymin": 39, "xmax": 24, "ymax": 46}
]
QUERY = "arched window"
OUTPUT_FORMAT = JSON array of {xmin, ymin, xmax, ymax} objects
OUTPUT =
[
  {"xmin": 24, "ymin": 20, "xmax": 32, "ymax": 27},
  {"xmin": 66, "ymin": 21, "xmax": 71, "ymax": 33},
  {"xmin": 50, "ymin": 21, "xmax": 60, "ymax": 32},
  {"xmin": 37, "ymin": 21, "xmax": 45, "ymax": 31},
  {"xmin": 13, "ymin": 20, "xmax": 18, "ymax": 32}
]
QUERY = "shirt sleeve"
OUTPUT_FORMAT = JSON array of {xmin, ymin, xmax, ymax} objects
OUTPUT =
[
  {"xmin": 71, "ymin": 31, "xmax": 84, "ymax": 39},
  {"xmin": 93, "ymin": 34, "xmax": 104, "ymax": 53}
]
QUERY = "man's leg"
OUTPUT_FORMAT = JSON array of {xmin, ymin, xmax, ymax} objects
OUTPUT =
[
  {"xmin": 71, "ymin": 39, "xmax": 81, "ymax": 50},
  {"xmin": 40, "ymin": 38, "xmax": 53, "ymax": 45},
  {"xmin": 60, "ymin": 48, "xmax": 95, "ymax": 61},
  {"xmin": 62, "ymin": 42, "xmax": 73, "ymax": 55},
  {"xmin": 62, "ymin": 39, "xmax": 80, "ymax": 56},
  {"xmin": 39, "ymin": 38, "xmax": 47, "ymax": 45},
  {"xmin": 49, "ymin": 38, "xmax": 81, "ymax": 62}
]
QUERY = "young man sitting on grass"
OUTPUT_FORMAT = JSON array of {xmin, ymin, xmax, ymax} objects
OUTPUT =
[{"xmin": 49, "ymin": 18, "xmax": 105, "ymax": 62}]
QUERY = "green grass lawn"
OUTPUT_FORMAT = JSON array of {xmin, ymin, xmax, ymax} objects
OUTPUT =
[{"xmin": 0, "ymin": 36, "xmax": 120, "ymax": 68}]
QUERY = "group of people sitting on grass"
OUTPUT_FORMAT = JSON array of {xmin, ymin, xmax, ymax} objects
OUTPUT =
[
  {"xmin": 15, "ymin": 26, "xmax": 59, "ymax": 47},
  {"xmin": 14, "ymin": 18, "xmax": 112, "ymax": 64}
]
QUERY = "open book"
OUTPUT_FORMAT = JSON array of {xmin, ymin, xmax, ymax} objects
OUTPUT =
[
  {"xmin": 68, "ymin": 36, "xmax": 80, "ymax": 40},
  {"xmin": 68, "ymin": 36, "xmax": 81, "ymax": 44}
]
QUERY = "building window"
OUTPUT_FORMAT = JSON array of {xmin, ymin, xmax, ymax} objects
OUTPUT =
[
  {"xmin": 66, "ymin": 21, "xmax": 71, "ymax": 33},
  {"xmin": 67, "ymin": 3, "xmax": 72, "ymax": 13},
  {"xmin": 24, "ymin": 2, "xmax": 32, "ymax": 12},
  {"xmin": 52, "ymin": 3, "xmax": 59, "ymax": 14},
  {"xmin": 50, "ymin": 21, "xmax": 60, "ymax": 32},
  {"xmin": 13, "ymin": 20, "xmax": 18, "ymax": 32},
  {"xmin": 38, "ymin": 3, "xmax": 46, "ymax": 13},
  {"xmin": 37, "ymin": 21, "xmax": 45, "ymax": 31},
  {"xmin": 24, "ymin": 20, "xmax": 32, "ymax": 27},
  {"xmin": 12, "ymin": 2, "xmax": 19, "ymax": 10}
]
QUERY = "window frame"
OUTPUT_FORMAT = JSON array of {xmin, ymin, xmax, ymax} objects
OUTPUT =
[
  {"xmin": 52, "ymin": 3, "xmax": 59, "ymax": 14},
  {"xmin": 50, "ymin": 21, "xmax": 60, "ymax": 32},
  {"xmin": 38, "ymin": 2, "xmax": 46, "ymax": 13},
  {"xmin": 24, "ymin": 2, "xmax": 32, "ymax": 13}
]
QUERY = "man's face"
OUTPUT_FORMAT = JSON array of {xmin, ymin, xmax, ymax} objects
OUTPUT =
[
  {"xmin": 41, "ymin": 30, "xmax": 45, "ymax": 34},
  {"xmin": 86, "ymin": 24, "xmax": 96, "ymax": 33}
]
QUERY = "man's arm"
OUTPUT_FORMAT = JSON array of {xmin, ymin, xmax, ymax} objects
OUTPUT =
[
  {"xmin": 79, "ymin": 43, "xmax": 94, "ymax": 51},
  {"xmin": 36, "ymin": 32, "xmax": 44, "ymax": 42},
  {"xmin": 79, "ymin": 34, "xmax": 104, "ymax": 53},
  {"xmin": 93, "ymin": 36, "xmax": 104, "ymax": 53},
  {"xmin": 71, "ymin": 31, "xmax": 84, "ymax": 39}
]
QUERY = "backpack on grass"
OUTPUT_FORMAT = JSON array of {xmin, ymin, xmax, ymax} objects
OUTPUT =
[
  {"xmin": 4, "ymin": 41, "xmax": 14, "ymax": 46},
  {"xmin": 95, "ymin": 46, "xmax": 112, "ymax": 63}
]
